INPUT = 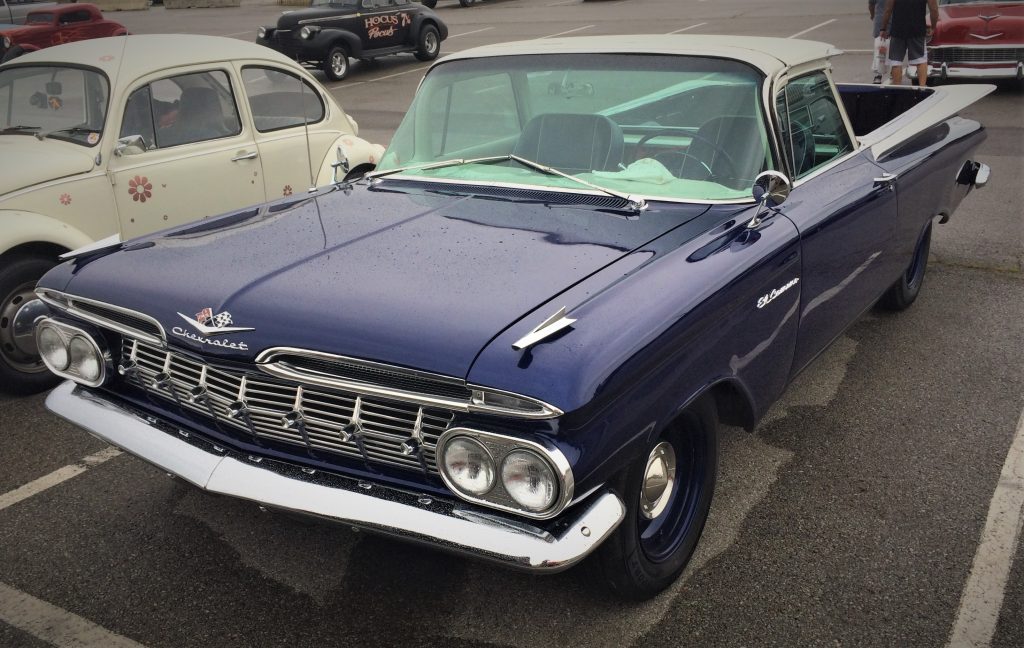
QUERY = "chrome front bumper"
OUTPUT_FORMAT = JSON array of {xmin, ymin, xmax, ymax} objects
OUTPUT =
[
  {"xmin": 46, "ymin": 381, "xmax": 625, "ymax": 572},
  {"xmin": 928, "ymin": 61, "xmax": 1024, "ymax": 80}
]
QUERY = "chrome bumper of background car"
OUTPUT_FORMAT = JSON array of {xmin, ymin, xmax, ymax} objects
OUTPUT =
[
  {"xmin": 928, "ymin": 61, "xmax": 1024, "ymax": 80},
  {"xmin": 45, "ymin": 381, "xmax": 624, "ymax": 572}
]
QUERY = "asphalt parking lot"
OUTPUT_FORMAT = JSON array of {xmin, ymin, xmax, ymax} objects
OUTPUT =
[{"xmin": 1, "ymin": 0, "xmax": 1022, "ymax": 646}]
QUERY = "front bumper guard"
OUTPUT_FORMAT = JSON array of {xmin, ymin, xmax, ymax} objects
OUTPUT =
[{"xmin": 46, "ymin": 381, "xmax": 624, "ymax": 572}]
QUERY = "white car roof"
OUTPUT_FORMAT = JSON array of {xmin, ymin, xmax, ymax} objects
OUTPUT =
[
  {"xmin": 439, "ymin": 35, "xmax": 841, "ymax": 76},
  {"xmin": 7, "ymin": 35, "xmax": 304, "ymax": 84}
]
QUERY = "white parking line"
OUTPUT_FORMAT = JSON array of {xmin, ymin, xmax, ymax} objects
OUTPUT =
[
  {"xmin": 788, "ymin": 18, "xmax": 837, "ymax": 39},
  {"xmin": 667, "ymin": 23, "xmax": 707, "ymax": 35},
  {"xmin": 0, "ymin": 447, "xmax": 121, "ymax": 512},
  {"xmin": 539, "ymin": 25, "xmax": 595, "ymax": 39},
  {"xmin": 448, "ymin": 27, "xmax": 495, "ymax": 39},
  {"xmin": 331, "ymin": 65, "xmax": 431, "ymax": 89},
  {"xmin": 546, "ymin": 0, "xmax": 578, "ymax": 6},
  {"xmin": 947, "ymin": 408, "xmax": 1024, "ymax": 648},
  {"xmin": 221, "ymin": 31, "xmax": 252, "ymax": 38},
  {"xmin": 0, "ymin": 581, "xmax": 148, "ymax": 648}
]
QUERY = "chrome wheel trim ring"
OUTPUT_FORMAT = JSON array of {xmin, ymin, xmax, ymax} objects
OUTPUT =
[
  {"xmin": 0, "ymin": 282, "xmax": 47, "ymax": 373},
  {"xmin": 425, "ymin": 31, "xmax": 439, "ymax": 54},
  {"xmin": 331, "ymin": 52, "xmax": 347, "ymax": 76},
  {"xmin": 639, "ymin": 441, "xmax": 677, "ymax": 520}
]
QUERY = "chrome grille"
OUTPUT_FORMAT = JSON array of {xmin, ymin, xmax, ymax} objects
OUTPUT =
[
  {"xmin": 121, "ymin": 339, "xmax": 453, "ymax": 474},
  {"xmin": 929, "ymin": 47, "xmax": 1023, "ymax": 63}
]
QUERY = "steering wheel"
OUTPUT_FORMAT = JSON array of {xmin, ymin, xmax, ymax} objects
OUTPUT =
[{"xmin": 635, "ymin": 128, "xmax": 740, "ymax": 182}]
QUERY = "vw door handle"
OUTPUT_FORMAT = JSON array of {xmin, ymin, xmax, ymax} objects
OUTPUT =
[{"xmin": 231, "ymin": 150, "xmax": 259, "ymax": 162}]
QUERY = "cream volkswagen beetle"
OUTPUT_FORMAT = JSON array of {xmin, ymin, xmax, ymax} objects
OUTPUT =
[{"xmin": 0, "ymin": 35, "xmax": 384, "ymax": 393}]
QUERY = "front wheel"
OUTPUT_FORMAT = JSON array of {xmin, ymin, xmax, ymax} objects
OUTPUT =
[
  {"xmin": 414, "ymin": 25, "xmax": 441, "ymax": 61},
  {"xmin": 879, "ymin": 225, "xmax": 931, "ymax": 311},
  {"xmin": 459, "ymin": 0, "xmax": 474, "ymax": 6},
  {"xmin": 322, "ymin": 45, "xmax": 350, "ymax": 81},
  {"xmin": 594, "ymin": 398, "xmax": 718, "ymax": 600},
  {"xmin": 420, "ymin": 0, "xmax": 436, "ymax": 6},
  {"xmin": 0, "ymin": 255, "xmax": 60, "ymax": 395}
]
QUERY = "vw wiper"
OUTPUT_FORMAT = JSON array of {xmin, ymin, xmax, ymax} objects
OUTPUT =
[
  {"xmin": 368, "ymin": 153, "xmax": 647, "ymax": 213},
  {"xmin": 364, "ymin": 155, "xmax": 511, "ymax": 180},
  {"xmin": 1, "ymin": 125, "xmax": 41, "ymax": 134},
  {"xmin": 35, "ymin": 126, "xmax": 96, "ymax": 141}
]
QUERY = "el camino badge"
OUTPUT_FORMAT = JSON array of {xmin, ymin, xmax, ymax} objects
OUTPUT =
[
  {"xmin": 173, "ymin": 307, "xmax": 254, "ymax": 350},
  {"xmin": 757, "ymin": 278, "xmax": 799, "ymax": 309}
]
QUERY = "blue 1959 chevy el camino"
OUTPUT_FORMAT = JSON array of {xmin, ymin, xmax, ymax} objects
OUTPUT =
[{"xmin": 32, "ymin": 36, "xmax": 992, "ymax": 599}]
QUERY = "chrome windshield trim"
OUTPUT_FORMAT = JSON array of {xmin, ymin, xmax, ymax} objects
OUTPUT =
[
  {"xmin": 256, "ymin": 346, "xmax": 563, "ymax": 419},
  {"xmin": 371, "ymin": 174, "xmax": 757, "ymax": 206},
  {"xmin": 36, "ymin": 289, "xmax": 166, "ymax": 347}
]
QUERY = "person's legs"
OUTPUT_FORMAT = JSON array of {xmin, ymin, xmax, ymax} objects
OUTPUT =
[
  {"xmin": 889, "ymin": 36, "xmax": 909, "ymax": 85},
  {"xmin": 907, "ymin": 37, "xmax": 928, "ymax": 86}
]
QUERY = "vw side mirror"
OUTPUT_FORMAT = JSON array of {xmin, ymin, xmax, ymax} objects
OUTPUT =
[{"xmin": 114, "ymin": 134, "xmax": 147, "ymax": 157}]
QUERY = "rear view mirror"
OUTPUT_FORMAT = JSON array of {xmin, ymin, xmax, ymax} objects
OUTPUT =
[
  {"xmin": 45, "ymin": 81, "xmax": 62, "ymax": 95},
  {"xmin": 752, "ymin": 170, "xmax": 792, "ymax": 207},
  {"xmin": 114, "ymin": 134, "xmax": 147, "ymax": 157}
]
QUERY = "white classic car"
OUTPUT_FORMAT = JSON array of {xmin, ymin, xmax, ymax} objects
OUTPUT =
[{"xmin": 0, "ymin": 35, "xmax": 384, "ymax": 393}]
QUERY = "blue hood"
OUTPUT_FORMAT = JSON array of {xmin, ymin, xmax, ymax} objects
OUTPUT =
[{"xmin": 49, "ymin": 184, "xmax": 708, "ymax": 379}]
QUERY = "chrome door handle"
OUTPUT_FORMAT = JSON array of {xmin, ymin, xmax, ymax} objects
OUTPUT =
[
  {"xmin": 231, "ymin": 151, "xmax": 259, "ymax": 162},
  {"xmin": 873, "ymin": 172, "xmax": 897, "ymax": 191}
]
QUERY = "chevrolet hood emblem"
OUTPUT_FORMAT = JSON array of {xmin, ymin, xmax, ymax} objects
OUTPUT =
[{"xmin": 177, "ymin": 308, "xmax": 254, "ymax": 336}]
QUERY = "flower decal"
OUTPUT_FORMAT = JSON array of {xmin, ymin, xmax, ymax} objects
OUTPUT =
[
  {"xmin": 283, "ymin": 185, "xmax": 293, "ymax": 196},
  {"xmin": 99, "ymin": 55, "xmax": 115, "ymax": 62},
  {"xmin": 128, "ymin": 176, "xmax": 153, "ymax": 203},
  {"xmin": 59, "ymin": 193, "xmax": 71, "ymax": 206}
]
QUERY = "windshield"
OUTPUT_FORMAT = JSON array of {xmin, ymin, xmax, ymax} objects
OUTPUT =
[
  {"xmin": 0, "ymin": 66, "xmax": 109, "ymax": 146},
  {"xmin": 377, "ymin": 54, "xmax": 772, "ymax": 202}
]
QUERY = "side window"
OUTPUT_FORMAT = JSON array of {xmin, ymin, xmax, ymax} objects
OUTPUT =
[
  {"xmin": 59, "ymin": 10, "xmax": 91, "ymax": 24},
  {"xmin": 779, "ymin": 72, "xmax": 854, "ymax": 178},
  {"xmin": 120, "ymin": 85, "xmax": 156, "ymax": 149},
  {"xmin": 148, "ymin": 70, "xmax": 242, "ymax": 148},
  {"xmin": 437, "ymin": 73, "xmax": 518, "ymax": 154},
  {"xmin": 241, "ymin": 67, "xmax": 325, "ymax": 132}
]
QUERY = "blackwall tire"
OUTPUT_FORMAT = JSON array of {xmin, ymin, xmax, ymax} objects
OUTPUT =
[
  {"xmin": 0, "ymin": 255, "xmax": 60, "ymax": 395},
  {"xmin": 414, "ymin": 25, "xmax": 441, "ymax": 61},
  {"xmin": 594, "ymin": 397, "xmax": 718, "ymax": 600},
  {"xmin": 322, "ymin": 45, "xmax": 350, "ymax": 81},
  {"xmin": 880, "ymin": 225, "xmax": 931, "ymax": 312}
]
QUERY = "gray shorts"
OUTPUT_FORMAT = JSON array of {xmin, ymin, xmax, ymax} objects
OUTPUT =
[{"xmin": 888, "ymin": 36, "xmax": 927, "ymax": 65}]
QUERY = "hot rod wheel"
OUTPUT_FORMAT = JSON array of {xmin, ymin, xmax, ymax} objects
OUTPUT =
[
  {"xmin": 324, "ymin": 44, "xmax": 350, "ymax": 81},
  {"xmin": 415, "ymin": 24, "xmax": 441, "ymax": 61},
  {"xmin": 0, "ymin": 254, "xmax": 59, "ymax": 394},
  {"xmin": 594, "ymin": 397, "xmax": 718, "ymax": 600}
]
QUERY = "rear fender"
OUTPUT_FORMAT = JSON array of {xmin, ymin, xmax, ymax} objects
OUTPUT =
[{"xmin": 314, "ymin": 135, "xmax": 385, "ymax": 186}]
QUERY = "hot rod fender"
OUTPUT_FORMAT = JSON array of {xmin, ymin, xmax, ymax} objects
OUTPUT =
[
  {"xmin": 409, "ymin": 12, "xmax": 446, "ymax": 42},
  {"xmin": 0, "ymin": 210, "xmax": 94, "ymax": 258},
  {"xmin": 466, "ymin": 205, "xmax": 804, "ymax": 495},
  {"xmin": 308, "ymin": 29, "xmax": 364, "ymax": 58}
]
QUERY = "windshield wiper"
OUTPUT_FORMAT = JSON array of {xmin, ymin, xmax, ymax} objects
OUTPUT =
[
  {"xmin": 35, "ymin": 126, "xmax": 97, "ymax": 141},
  {"xmin": 1, "ymin": 125, "xmax": 42, "ymax": 134},
  {"xmin": 367, "ymin": 153, "xmax": 647, "ymax": 213}
]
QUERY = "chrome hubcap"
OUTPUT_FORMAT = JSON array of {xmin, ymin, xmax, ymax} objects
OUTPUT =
[
  {"xmin": 639, "ymin": 441, "xmax": 676, "ymax": 520},
  {"xmin": 332, "ymin": 53, "xmax": 346, "ymax": 75},
  {"xmin": 426, "ymin": 32, "xmax": 438, "ymax": 54},
  {"xmin": 0, "ymin": 285, "xmax": 47, "ymax": 373}
]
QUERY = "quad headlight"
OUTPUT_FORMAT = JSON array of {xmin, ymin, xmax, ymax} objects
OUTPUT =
[
  {"xmin": 35, "ymin": 318, "xmax": 108, "ymax": 387},
  {"xmin": 437, "ymin": 428, "xmax": 573, "ymax": 519}
]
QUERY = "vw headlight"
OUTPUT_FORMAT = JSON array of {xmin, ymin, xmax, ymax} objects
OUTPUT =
[
  {"xmin": 501, "ymin": 450, "xmax": 558, "ymax": 512},
  {"xmin": 441, "ymin": 437, "xmax": 495, "ymax": 496},
  {"xmin": 35, "ymin": 318, "xmax": 108, "ymax": 387}
]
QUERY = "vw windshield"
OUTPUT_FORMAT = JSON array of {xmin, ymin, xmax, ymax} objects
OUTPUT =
[{"xmin": 0, "ymin": 66, "xmax": 109, "ymax": 147}]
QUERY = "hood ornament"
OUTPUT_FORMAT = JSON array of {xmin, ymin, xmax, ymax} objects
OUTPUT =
[
  {"xmin": 512, "ymin": 306, "xmax": 576, "ymax": 351},
  {"xmin": 177, "ymin": 307, "xmax": 254, "ymax": 336}
]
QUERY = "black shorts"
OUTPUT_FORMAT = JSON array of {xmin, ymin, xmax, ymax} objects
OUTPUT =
[{"xmin": 888, "ymin": 36, "xmax": 927, "ymax": 65}]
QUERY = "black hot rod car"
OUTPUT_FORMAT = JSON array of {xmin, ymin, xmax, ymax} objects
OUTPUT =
[{"xmin": 256, "ymin": 0, "xmax": 447, "ymax": 81}]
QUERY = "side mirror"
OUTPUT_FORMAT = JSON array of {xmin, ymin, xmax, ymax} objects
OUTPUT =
[
  {"xmin": 331, "ymin": 145, "xmax": 351, "ymax": 184},
  {"xmin": 747, "ymin": 170, "xmax": 792, "ymax": 229},
  {"xmin": 114, "ymin": 134, "xmax": 147, "ymax": 157},
  {"xmin": 752, "ymin": 170, "xmax": 792, "ymax": 207}
]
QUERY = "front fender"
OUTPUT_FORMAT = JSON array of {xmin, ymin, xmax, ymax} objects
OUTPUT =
[
  {"xmin": 315, "ymin": 135, "xmax": 385, "ymax": 185},
  {"xmin": 0, "ymin": 210, "xmax": 95, "ymax": 257},
  {"xmin": 311, "ymin": 29, "xmax": 363, "ymax": 57}
]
